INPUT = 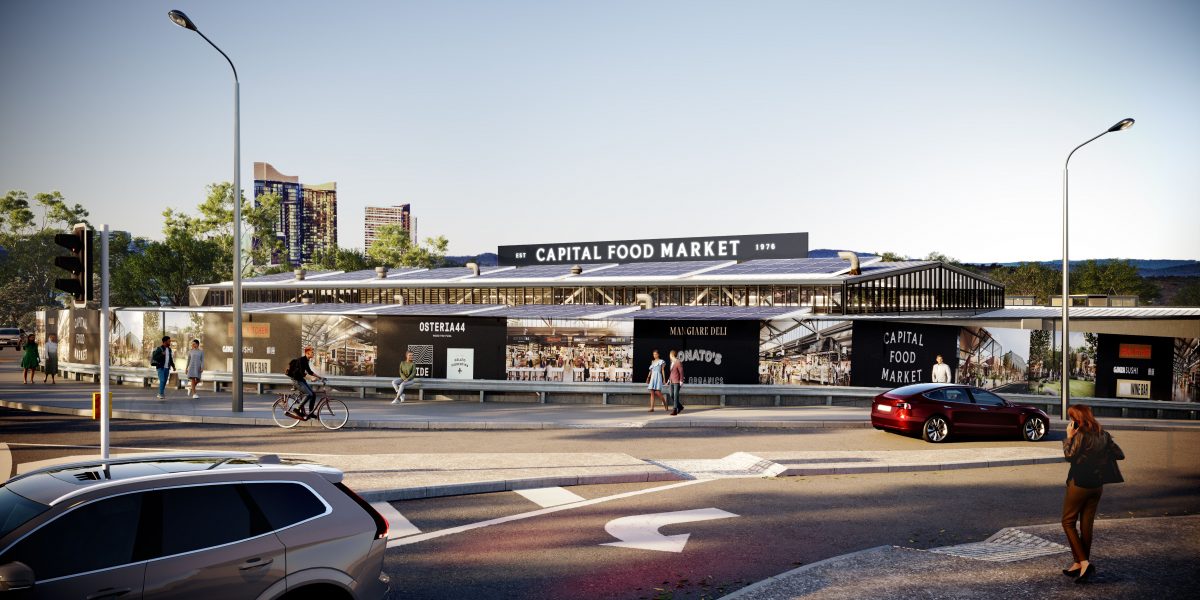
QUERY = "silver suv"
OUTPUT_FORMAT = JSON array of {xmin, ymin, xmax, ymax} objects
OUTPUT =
[{"xmin": 0, "ymin": 452, "xmax": 390, "ymax": 599}]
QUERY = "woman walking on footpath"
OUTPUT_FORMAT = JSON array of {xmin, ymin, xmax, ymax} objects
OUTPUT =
[
  {"xmin": 21, "ymin": 334, "xmax": 39, "ymax": 384},
  {"xmin": 646, "ymin": 349, "xmax": 669, "ymax": 412},
  {"xmin": 1061, "ymin": 403, "xmax": 1125, "ymax": 584},
  {"xmin": 668, "ymin": 349, "xmax": 685, "ymax": 416},
  {"xmin": 42, "ymin": 334, "xmax": 58, "ymax": 384},
  {"xmin": 185, "ymin": 339, "xmax": 204, "ymax": 399}
]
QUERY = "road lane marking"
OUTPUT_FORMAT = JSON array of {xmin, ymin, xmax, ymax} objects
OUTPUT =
[
  {"xmin": 387, "ymin": 479, "xmax": 710, "ymax": 548},
  {"xmin": 371, "ymin": 502, "xmax": 422, "ymax": 539},
  {"xmin": 515, "ymin": 486, "xmax": 586, "ymax": 508},
  {"xmin": 601, "ymin": 508, "xmax": 739, "ymax": 553}
]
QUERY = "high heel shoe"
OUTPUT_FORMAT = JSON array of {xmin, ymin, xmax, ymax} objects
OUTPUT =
[
  {"xmin": 1074, "ymin": 564, "xmax": 1095, "ymax": 584},
  {"xmin": 1062, "ymin": 567, "xmax": 1080, "ymax": 577}
]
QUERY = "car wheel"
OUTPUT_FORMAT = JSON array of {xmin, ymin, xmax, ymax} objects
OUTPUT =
[
  {"xmin": 1022, "ymin": 416, "xmax": 1047, "ymax": 442},
  {"xmin": 922, "ymin": 416, "xmax": 950, "ymax": 443}
]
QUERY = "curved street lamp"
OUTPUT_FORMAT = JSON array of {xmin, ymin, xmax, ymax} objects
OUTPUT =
[
  {"xmin": 1061, "ymin": 118, "xmax": 1134, "ymax": 420},
  {"xmin": 168, "ymin": 10, "xmax": 245, "ymax": 412}
]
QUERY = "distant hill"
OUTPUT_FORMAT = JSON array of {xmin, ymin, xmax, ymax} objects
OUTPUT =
[
  {"xmin": 444, "ymin": 252, "xmax": 498, "ymax": 267},
  {"xmin": 978, "ymin": 259, "xmax": 1200, "ymax": 277},
  {"xmin": 808, "ymin": 248, "xmax": 878, "ymax": 259}
]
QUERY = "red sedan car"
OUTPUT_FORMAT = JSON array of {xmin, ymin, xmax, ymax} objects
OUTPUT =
[{"xmin": 871, "ymin": 383, "xmax": 1049, "ymax": 443}]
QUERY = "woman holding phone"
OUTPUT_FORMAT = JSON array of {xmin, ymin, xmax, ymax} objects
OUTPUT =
[{"xmin": 1061, "ymin": 404, "xmax": 1124, "ymax": 584}]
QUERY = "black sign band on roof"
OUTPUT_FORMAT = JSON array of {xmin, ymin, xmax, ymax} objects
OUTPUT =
[{"xmin": 497, "ymin": 232, "xmax": 808, "ymax": 266}]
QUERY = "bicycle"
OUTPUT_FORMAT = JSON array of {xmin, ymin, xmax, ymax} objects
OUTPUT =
[{"xmin": 271, "ymin": 379, "xmax": 350, "ymax": 430}]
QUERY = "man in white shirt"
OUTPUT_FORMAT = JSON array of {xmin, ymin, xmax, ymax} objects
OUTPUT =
[{"xmin": 931, "ymin": 354, "xmax": 952, "ymax": 383}]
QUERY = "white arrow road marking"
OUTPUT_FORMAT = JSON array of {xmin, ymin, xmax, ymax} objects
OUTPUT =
[
  {"xmin": 388, "ymin": 479, "xmax": 709, "ymax": 548},
  {"xmin": 370, "ymin": 502, "xmax": 421, "ymax": 539},
  {"xmin": 515, "ymin": 486, "xmax": 586, "ymax": 508},
  {"xmin": 601, "ymin": 508, "xmax": 739, "ymax": 553}
]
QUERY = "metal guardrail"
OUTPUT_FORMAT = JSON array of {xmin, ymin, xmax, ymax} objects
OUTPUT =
[{"xmin": 53, "ymin": 362, "xmax": 1198, "ymax": 419}]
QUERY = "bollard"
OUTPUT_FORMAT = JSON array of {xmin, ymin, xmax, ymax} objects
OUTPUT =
[{"xmin": 91, "ymin": 392, "xmax": 113, "ymax": 421}]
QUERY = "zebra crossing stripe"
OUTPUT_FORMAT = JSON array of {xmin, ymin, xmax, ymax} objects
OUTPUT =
[
  {"xmin": 371, "ymin": 501, "xmax": 421, "ymax": 539},
  {"xmin": 515, "ymin": 487, "xmax": 586, "ymax": 508}
]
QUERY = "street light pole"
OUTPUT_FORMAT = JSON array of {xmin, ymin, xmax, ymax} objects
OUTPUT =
[
  {"xmin": 168, "ymin": 10, "xmax": 244, "ymax": 411},
  {"xmin": 1061, "ymin": 117, "xmax": 1134, "ymax": 420}
]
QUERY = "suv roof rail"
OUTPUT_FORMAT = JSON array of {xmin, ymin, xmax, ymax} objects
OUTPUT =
[{"xmin": 5, "ymin": 451, "xmax": 257, "ymax": 484}]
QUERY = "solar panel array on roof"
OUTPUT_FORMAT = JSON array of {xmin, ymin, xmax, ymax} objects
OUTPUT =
[
  {"xmin": 239, "ymin": 302, "xmax": 285, "ymax": 312},
  {"xmin": 259, "ymin": 303, "xmax": 382, "ymax": 314},
  {"xmin": 312, "ymin": 269, "xmax": 387, "ymax": 282},
  {"xmin": 369, "ymin": 303, "xmax": 507, "ymax": 316},
  {"xmin": 477, "ymin": 264, "xmax": 585, "ymax": 279},
  {"xmin": 703, "ymin": 257, "xmax": 856, "ymax": 277},
  {"xmin": 577, "ymin": 260, "xmax": 728, "ymax": 278},
  {"xmin": 389, "ymin": 267, "xmax": 507, "ymax": 280},
  {"xmin": 627, "ymin": 305, "xmax": 804, "ymax": 320},
  {"xmin": 385, "ymin": 268, "xmax": 424, "ymax": 279},
  {"xmin": 243, "ymin": 270, "xmax": 338, "ymax": 283},
  {"xmin": 490, "ymin": 304, "xmax": 623, "ymax": 319}
]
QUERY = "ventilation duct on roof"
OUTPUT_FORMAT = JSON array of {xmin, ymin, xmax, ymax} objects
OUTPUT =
[
  {"xmin": 837, "ymin": 251, "xmax": 861, "ymax": 276},
  {"xmin": 294, "ymin": 268, "xmax": 306, "ymax": 281},
  {"xmin": 375, "ymin": 266, "xmax": 388, "ymax": 279},
  {"xmin": 636, "ymin": 293, "xmax": 654, "ymax": 310},
  {"xmin": 465, "ymin": 262, "xmax": 480, "ymax": 276}
]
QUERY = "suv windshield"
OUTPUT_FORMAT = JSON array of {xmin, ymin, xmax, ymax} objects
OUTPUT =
[{"xmin": 0, "ymin": 487, "xmax": 49, "ymax": 538}]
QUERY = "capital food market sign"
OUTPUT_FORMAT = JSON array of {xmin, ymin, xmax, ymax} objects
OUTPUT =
[{"xmin": 497, "ymin": 232, "xmax": 808, "ymax": 266}]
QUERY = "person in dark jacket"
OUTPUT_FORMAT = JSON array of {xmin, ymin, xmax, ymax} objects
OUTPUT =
[
  {"xmin": 288, "ymin": 346, "xmax": 323, "ymax": 418},
  {"xmin": 150, "ymin": 336, "xmax": 176, "ymax": 400},
  {"xmin": 1061, "ymin": 403, "xmax": 1124, "ymax": 584}
]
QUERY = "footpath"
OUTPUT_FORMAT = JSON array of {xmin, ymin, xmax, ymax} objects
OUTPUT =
[{"xmin": 725, "ymin": 515, "xmax": 1200, "ymax": 599}]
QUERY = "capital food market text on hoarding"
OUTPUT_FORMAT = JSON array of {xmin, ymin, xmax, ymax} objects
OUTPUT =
[{"xmin": 497, "ymin": 232, "xmax": 808, "ymax": 266}]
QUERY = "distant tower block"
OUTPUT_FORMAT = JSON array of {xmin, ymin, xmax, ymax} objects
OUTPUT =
[
  {"xmin": 365, "ymin": 204, "xmax": 412, "ymax": 251},
  {"xmin": 254, "ymin": 162, "xmax": 337, "ymax": 266}
]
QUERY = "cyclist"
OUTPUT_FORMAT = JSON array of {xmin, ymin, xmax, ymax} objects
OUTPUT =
[{"xmin": 286, "ymin": 346, "xmax": 324, "ymax": 419}]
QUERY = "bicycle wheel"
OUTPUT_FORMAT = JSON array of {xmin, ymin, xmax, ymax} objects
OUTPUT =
[
  {"xmin": 317, "ymin": 398, "xmax": 349, "ymax": 430},
  {"xmin": 271, "ymin": 396, "xmax": 301, "ymax": 429}
]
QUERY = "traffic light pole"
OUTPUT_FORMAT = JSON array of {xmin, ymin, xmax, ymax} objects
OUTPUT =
[{"xmin": 99, "ymin": 225, "xmax": 110, "ymax": 459}]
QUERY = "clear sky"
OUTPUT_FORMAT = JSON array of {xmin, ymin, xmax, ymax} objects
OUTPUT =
[{"xmin": 2, "ymin": 0, "xmax": 1197, "ymax": 262}]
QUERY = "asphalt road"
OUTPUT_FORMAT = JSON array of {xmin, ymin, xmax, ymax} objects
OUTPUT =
[{"xmin": 3, "ymin": 408, "xmax": 1198, "ymax": 599}]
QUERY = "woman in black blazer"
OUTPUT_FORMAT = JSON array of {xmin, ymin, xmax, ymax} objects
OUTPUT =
[{"xmin": 1061, "ymin": 403, "xmax": 1124, "ymax": 584}]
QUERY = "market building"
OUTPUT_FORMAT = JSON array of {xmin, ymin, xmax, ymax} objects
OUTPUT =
[{"xmin": 39, "ymin": 232, "xmax": 1200, "ymax": 404}]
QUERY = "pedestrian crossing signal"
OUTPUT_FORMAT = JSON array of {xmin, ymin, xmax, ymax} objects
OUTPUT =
[{"xmin": 54, "ymin": 224, "xmax": 93, "ymax": 305}]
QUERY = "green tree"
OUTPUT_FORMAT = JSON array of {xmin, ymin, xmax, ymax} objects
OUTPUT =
[
  {"xmin": 366, "ymin": 225, "xmax": 448, "ymax": 269},
  {"xmin": 989, "ymin": 262, "xmax": 1059, "ymax": 304},
  {"xmin": 1171, "ymin": 281, "xmax": 1200, "ymax": 306},
  {"xmin": 0, "ymin": 190, "xmax": 93, "ymax": 325},
  {"xmin": 0, "ymin": 190, "xmax": 36, "ymax": 234},
  {"xmin": 308, "ymin": 246, "xmax": 371, "ymax": 272},
  {"xmin": 875, "ymin": 251, "xmax": 907, "ymax": 262},
  {"xmin": 34, "ymin": 191, "xmax": 89, "ymax": 231},
  {"xmin": 1028, "ymin": 329, "xmax": 1051, "ymax": 378},
  {"xmin": 162, "ymin": 182, "xmax": 285, "ymax": 277},
  {"xmin": 110, "ymin": 232, "xmax": 225, "ymax": 306},
  {"xmin": 1071, "ymin": 259, "xmax": 1159, "ymax": 303}
]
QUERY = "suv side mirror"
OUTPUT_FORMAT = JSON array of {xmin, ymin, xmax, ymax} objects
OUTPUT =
[{"xmin": 0, "ymin": 561, "xmax": 35, "ymax": 593}]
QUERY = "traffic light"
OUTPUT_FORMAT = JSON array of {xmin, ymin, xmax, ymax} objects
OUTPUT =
[{"xmin": 54, "ymin": 224, "xmax": 93, "ymax": 304}]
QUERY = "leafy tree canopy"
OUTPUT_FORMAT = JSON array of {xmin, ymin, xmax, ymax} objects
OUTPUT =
[{"xmin": 366, "ymin": 224, "xmax": 448, "ymax": 270}]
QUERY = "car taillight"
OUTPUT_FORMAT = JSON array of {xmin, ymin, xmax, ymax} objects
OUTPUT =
[
  {"xmin": 335, "ymin": 482, "xmax": 389, "ymax": 540},
  {"xmin": 896, "ymin": 402, "xmax": 911, "ymax": 410}
]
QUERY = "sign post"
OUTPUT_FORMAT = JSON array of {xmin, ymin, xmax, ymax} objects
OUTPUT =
[{"xmin": 99, "ymin": 225, "xmax": 110, "ymax": 459}]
